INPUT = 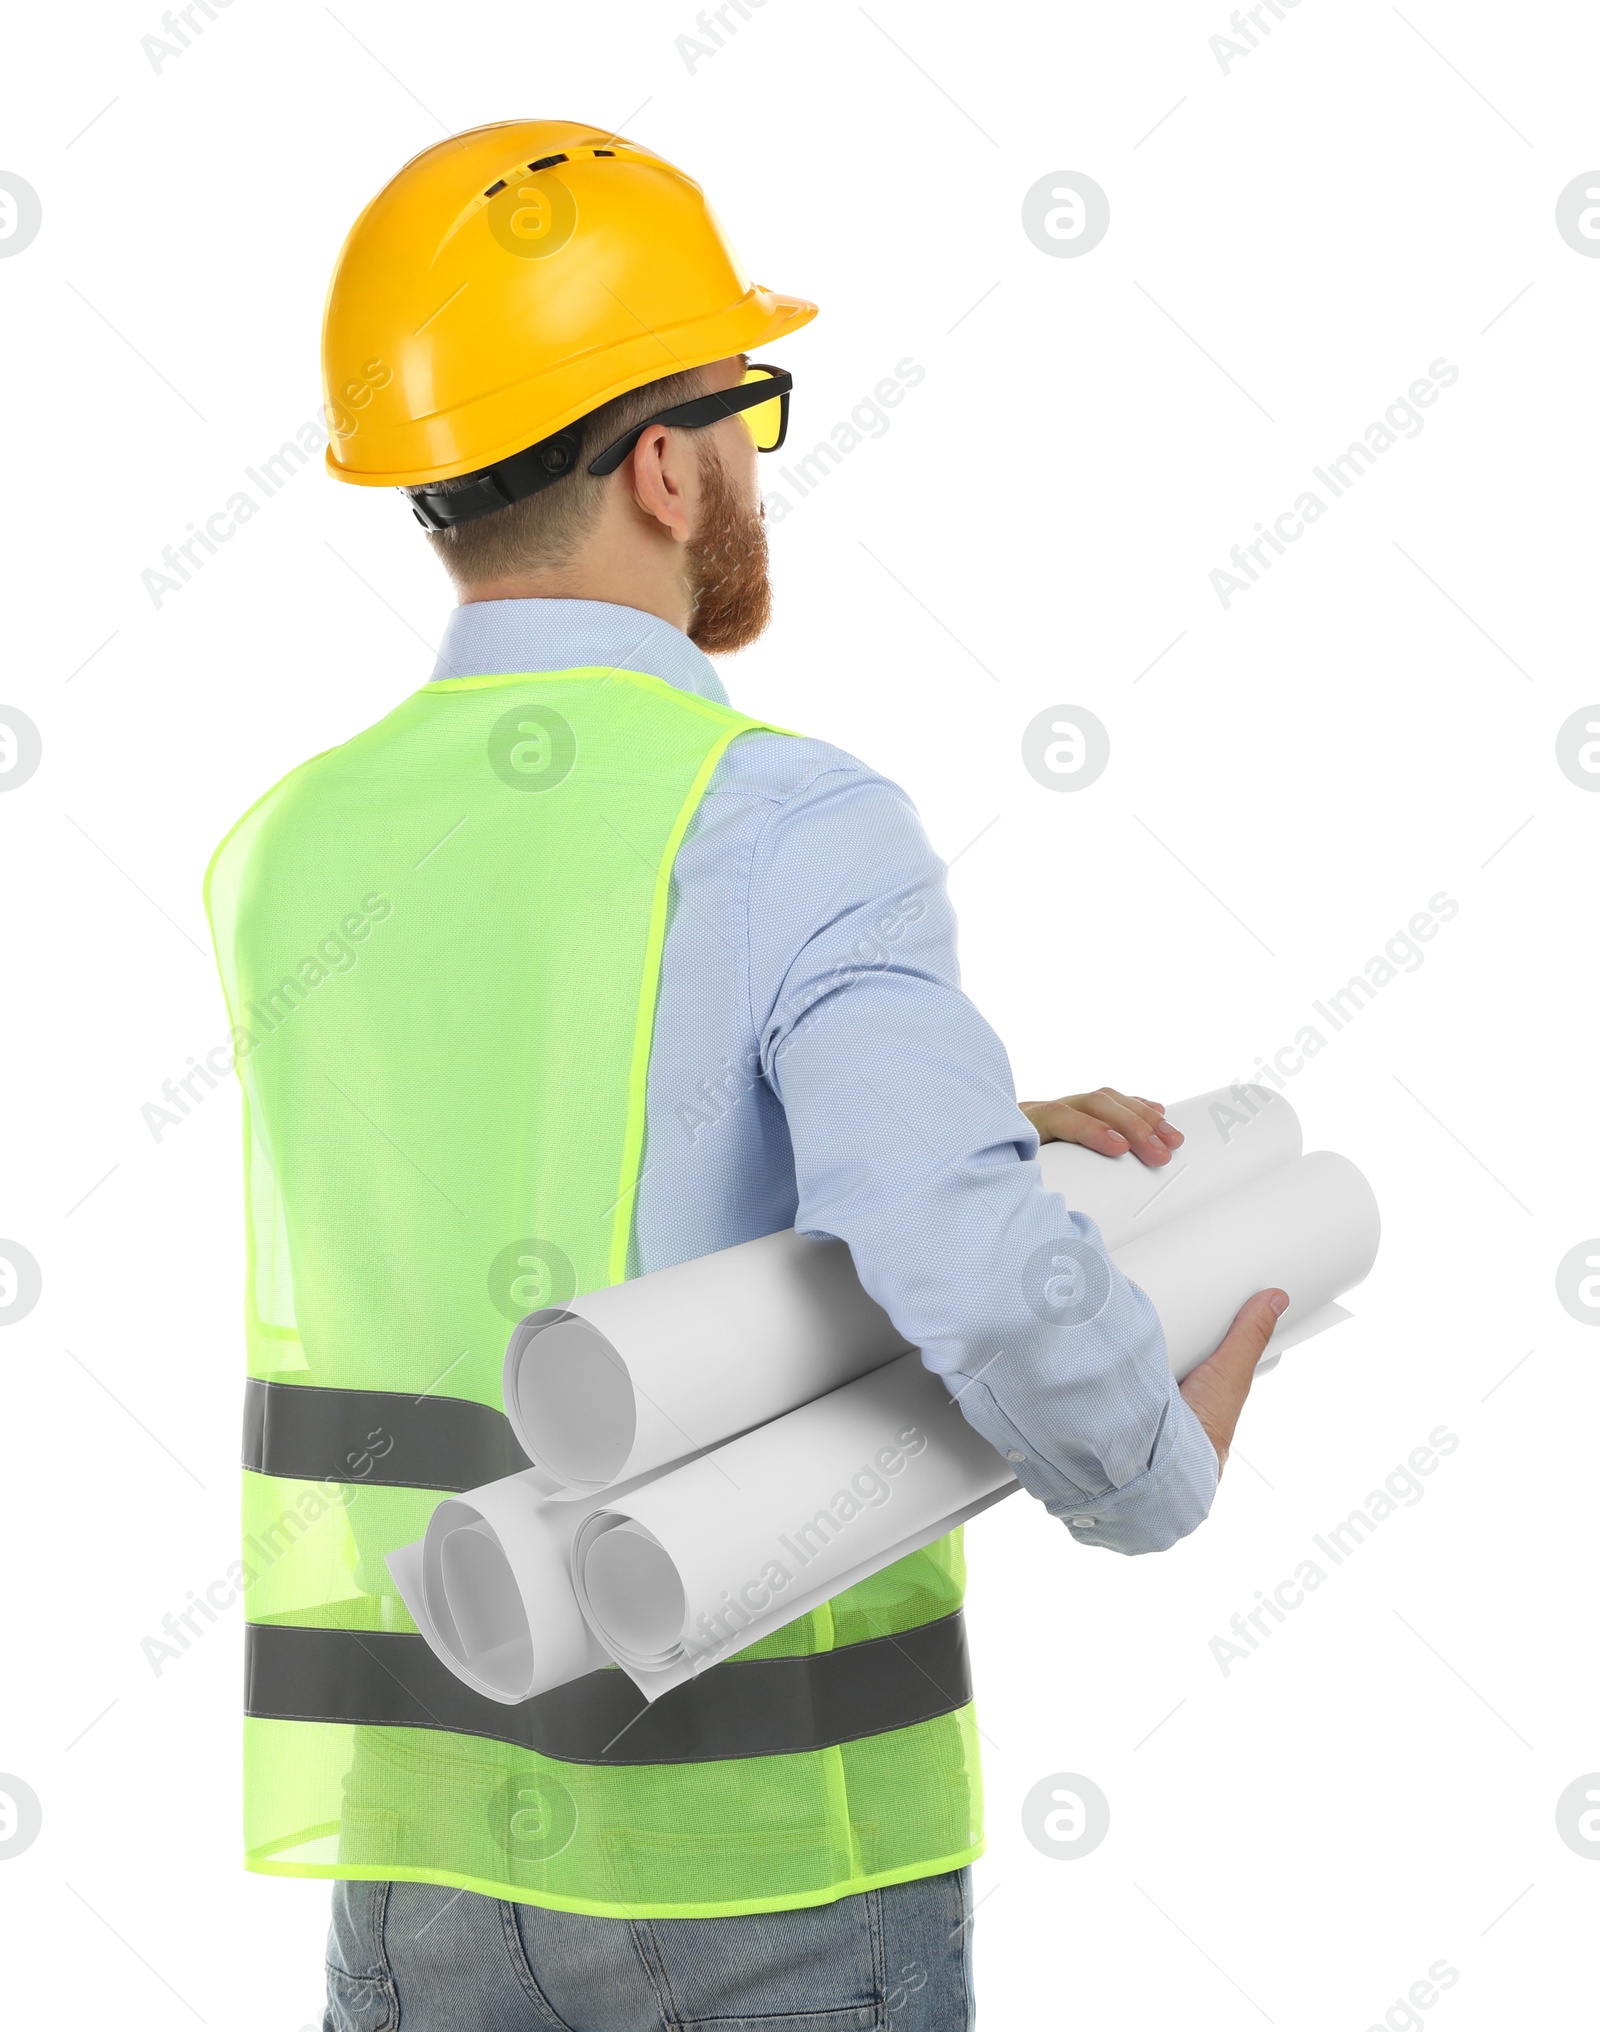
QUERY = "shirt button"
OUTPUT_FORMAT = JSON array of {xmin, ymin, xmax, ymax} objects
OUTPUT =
[
  {"xmin": 1005, "ymin": 1449, "xmax": 1026, "ymax": 1462},
  {"xmin": 1071, "ymin": 1516, "xmax": 1096, "ymax": 1528}
]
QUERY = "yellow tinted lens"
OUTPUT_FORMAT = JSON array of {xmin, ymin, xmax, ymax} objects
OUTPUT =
[{"xmin": 740, "ymin": 368, "xmax": 782, "ymax": 450}]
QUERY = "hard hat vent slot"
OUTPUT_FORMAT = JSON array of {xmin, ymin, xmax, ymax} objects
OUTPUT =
[
  {"xmin": 483, "ymin": 179, "xmax": 507, "ymax": 197},
  {"xmin": 527, "ymin": 153, "xmax": 569, "ymax": 172},
  {"xmin": 593, "ymin": 150, "xmax": 615, "ymax": 158}
]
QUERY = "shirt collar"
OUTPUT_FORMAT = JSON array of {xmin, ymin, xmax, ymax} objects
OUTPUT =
[{"xmin": 428, "ymin": 598, "xmax": 729, "ymax": 706}]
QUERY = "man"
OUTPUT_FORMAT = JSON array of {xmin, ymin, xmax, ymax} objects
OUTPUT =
[{"xmin": 208, "ymin": 121, "xmax": 1284, "ymax": 2030}]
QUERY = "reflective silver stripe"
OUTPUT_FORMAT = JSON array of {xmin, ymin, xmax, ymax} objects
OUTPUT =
[
  {"xmin": 245, "ymin": 1611, "xmax": 972, "ymax": 1764},
  {"xmin": 242, "ymin": 1378, "xmax": 529, "ymax": 1493}
]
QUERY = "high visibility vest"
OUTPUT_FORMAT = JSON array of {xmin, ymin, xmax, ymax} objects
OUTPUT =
[{"xmin": 206, "ymin": 663, "xmax": 983, "ymax": 1919}]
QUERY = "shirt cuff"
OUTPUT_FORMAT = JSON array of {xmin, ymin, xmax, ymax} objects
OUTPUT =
[
  {"xmin": 1048, "ymin": 1394, "xmax": 1221, "ymax": 1555},
  {"xmin": 968, "ymin": 1378, "xmax": 1219, "ymax": 1556}
]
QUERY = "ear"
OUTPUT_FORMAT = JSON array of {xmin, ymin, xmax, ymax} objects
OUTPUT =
[{"xmin": 626, "ymin": 423, "xmax": 696, "ymax": 545}]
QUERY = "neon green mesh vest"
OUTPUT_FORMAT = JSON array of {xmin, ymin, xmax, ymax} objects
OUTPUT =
[{"xmin": 205, "ymin": 663, "xmax": 983, "ymax": 1919}]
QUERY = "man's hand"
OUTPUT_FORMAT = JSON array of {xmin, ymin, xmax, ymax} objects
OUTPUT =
[
  {"xmin": 1178, "ymin": 1290, "xmax": 1288, "ymax": 1473},
  {"xmin": 1022, "ymin": 1089, "xmax": 1282, "ymax": 1471},
  {"xmin": 1020, "ymin": 1086, "xmax": 1183, "ymax": 1167}
]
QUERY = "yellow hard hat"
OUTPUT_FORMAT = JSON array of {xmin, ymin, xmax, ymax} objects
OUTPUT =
[{"xmin": 322, "ymin": 119, "xmax": 817, "ymax": 494}]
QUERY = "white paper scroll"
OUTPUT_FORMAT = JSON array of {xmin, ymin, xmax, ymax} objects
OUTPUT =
[
  {"xmin": 507, "ymin": 1086, "xmax": 1310, "ymax": 1501},
  {"xmin": 1116, "ymin": 1150, "xmax": 1379, "ymax": 1380},
  {"xmin": 569, "ymin": 1351, "xmax": 1016, "ymax": 1699},
  {"xmin": 503, "ymin": 1229, "xmax": 912, "ymax": 1495},
  {"xmin": 387, "ymin": 1474, "xmax": 610, "ymax": 1704},
  {"xmin": 393, "ymin": 1083, "xmax": 1380, "ymax": 1706},
  {"xmin": 1036, "ymin": 1084, "xmax": 1303, "ymax": 1251},
  {"xmin": 388, "ymin": 1365, "xmax": 1013, "ymax": 1707},
  {"xmin": 565, "ymin": 1128, "xmax": 1380, "ymax": 1699}
]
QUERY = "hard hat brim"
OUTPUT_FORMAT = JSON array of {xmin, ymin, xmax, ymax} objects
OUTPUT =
[{"xmin": 326, "ymin": 287, "xmax": 818, "ymax": 490}]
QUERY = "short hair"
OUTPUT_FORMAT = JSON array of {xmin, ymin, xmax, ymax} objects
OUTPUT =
[{"xmin": 416, "ymin": 364, "xmax": 709, "ymax": 587}]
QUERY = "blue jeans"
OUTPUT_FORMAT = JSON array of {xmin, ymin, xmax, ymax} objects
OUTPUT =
[{"xmin": 323, "ymin": 1869, "xmax": 975, "ymax": 2031}]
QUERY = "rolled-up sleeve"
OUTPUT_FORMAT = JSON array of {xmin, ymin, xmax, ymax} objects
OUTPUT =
[{"xmin": 745, "ymin": 760, "xmax": 1219, "ymax": 1555}]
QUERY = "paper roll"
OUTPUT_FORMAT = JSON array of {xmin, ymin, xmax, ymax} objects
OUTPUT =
[
  {"xmin": 504, "ymin": 1227, "xmax": 912, "ymax": 1496},
  {"xmin": 1115, "ymin": 1150, "xmax": 1380, "ymax": 1380},
  {"xmin": 394, "ymin": 1073, "xmax": 1379, "ymax": 1710},
  {"xmin": 386, "ymin": 1539, "xmax": 460, "ymax": 1676},
  {"xmin": 385, "ymin": 1471, "xmax": 611, "ymax": 1704},
  {"xmin": 506, "ymin": 1085, "xmax": 1300, "ymax": 1499},
  {"xmin": 570, "ymin": 1138, "xmax": 1381, "ymax": 1700},
  {"xmin": 570, "ymin": 1351, "xmax": 1016, "ymax": 1699},
  {"xmin": 1037, "ymin": 1085, "xmax": 1301, "ymax": 1250}
]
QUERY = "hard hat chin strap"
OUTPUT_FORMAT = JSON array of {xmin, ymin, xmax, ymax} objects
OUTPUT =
[{"xmin": 408, "ymin": 424, "xmax": 585, "ymax": 531}]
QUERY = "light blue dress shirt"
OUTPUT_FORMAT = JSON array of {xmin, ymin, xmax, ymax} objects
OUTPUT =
[{"xmin": 431, "ymin": 599, "xmax": 1219, "ymax": 1555}]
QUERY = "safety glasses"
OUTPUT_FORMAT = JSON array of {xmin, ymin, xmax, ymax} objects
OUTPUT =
[{"xmin": 587, "ymin": 363, "xmax": 792, "ymax": 476}]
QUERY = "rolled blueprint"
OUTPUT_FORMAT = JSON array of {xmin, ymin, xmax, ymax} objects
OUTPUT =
[
  {"xmin": 1036, "ymin": 1085, "xmax": 1301, "ymax": 1252},
  {"xmin": 404, "ymin": 1110, "xmax": 1379, "ymax": 1706},
  {"xmin": 507, "ymin": 1084, "xmax": 1301, "ymax": 1498},
  {"xmin": 570, "ymin": 1351, "xmax": 1016, "ymax": 1700},
  {"xmin": 1115, "ymin": 1150, "xmax": 1379, "ymax": 1380},
  {"xmin": 569, "ymin": 1141, "xmax": 1381, "ymax": 1699},
  {"xmin": 504, "ymin": 1227, "xmax": 912, "ymax": 1496},
  {"xmin": 385, "ymin": 1473, "xmax": 611, "ymax": 1704}
]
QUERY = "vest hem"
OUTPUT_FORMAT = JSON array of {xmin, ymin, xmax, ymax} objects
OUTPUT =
[{"xmin": 241, "ymin": 1840, "xmax": 987, "ymax": 1921}]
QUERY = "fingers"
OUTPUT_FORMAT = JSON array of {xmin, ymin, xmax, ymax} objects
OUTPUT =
[
  {"xmin": 1071, "ymin": 1088, "xmax": 1181, "ymax": 1165},
  {"xmin": 1214, "ymin": 1288, "xmax": 1289, "ymax": 1375},
  {"xmin": 1020, "ymin": 1098, "xmax": 1139, "ymax": 1159},
  {"xmin": 1130, "ymin": 1097, "xmax": 1183, "ymax": 1150},
  {"xmin": 1178, "ymin": 1290, "xmax": 1288, "ymax": 1472},
  {"xmin": 1019, "ymin": 1089, "xmax": 1185, "ymax": 1163}
]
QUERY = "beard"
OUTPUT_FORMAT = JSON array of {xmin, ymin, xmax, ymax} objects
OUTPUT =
[{"xmin": 685, "ymin": 443, "xmax": 773, "ymax": 655}]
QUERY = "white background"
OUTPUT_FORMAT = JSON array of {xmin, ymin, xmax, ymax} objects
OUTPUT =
[{"xmin": 2, "ymin": 0, "xmax": 1597, "ymax": 2025}]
